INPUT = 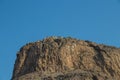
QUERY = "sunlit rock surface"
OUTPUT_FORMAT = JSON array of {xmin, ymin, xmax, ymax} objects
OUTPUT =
[{"xmin": 12, "ymin": 37, "xmax": 120, "ymax": 80}]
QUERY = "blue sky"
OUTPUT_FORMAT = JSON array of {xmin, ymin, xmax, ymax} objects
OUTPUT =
[{"xmin": 0, "ymin": 0, "xmax": 120, "ymax": 80}]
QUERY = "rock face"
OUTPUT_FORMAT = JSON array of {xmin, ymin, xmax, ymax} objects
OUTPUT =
[{"xmin": 12, "ymin": 37, "xmax": 120, "ymax": 80}]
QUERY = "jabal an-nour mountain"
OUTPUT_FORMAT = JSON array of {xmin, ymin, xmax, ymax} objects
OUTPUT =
[{"xmin": 12, "ymin": 37, "xmax": 120, "ymax": 80}]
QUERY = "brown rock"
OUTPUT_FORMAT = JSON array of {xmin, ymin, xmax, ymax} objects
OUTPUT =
[{"xmin": 12, "ymin": 37, "xmax": 120, "ymax": 80}]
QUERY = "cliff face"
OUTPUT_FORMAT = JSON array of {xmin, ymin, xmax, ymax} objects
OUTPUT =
[{"xmin": 12, "ymin": 37, "xmax": 120, "ymax": 80}]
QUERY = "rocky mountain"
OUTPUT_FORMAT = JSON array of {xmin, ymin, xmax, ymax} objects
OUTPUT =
[{"xmin": 12, "ymin": 37, "xmax": 120, "ymax": 80}]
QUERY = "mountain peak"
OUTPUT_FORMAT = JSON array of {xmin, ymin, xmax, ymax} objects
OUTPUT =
[{"xmin": 12, "ymin": 37, "xmax": 120, "ymax": 80}]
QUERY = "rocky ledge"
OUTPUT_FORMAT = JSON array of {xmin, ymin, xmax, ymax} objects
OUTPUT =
[{"xmin": 12, "ymin": 37, "xmax": 120, "ymax": 80}]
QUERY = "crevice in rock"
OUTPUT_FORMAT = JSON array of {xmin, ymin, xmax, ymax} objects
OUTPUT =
[{"xmin": 92, "ymin": 75, "xmax": 98, "ymax": 80}]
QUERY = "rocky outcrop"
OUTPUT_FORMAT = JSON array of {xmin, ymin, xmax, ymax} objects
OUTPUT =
[{"xmin": 12, "ymin": 37, "xmax": 120, "ymax": 80}]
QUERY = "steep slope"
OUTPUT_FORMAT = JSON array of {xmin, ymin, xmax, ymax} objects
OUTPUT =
[{"xmin": 12, "ymin": 37, "xmax": 120, "ymax": 80}]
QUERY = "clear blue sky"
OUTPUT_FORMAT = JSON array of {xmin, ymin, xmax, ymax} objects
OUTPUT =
[{"xmin": 0, "ymin": 0, "xmax": 120, "ymax": 80}]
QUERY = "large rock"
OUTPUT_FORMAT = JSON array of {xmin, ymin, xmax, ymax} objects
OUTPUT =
[{"xmin": 12, "ymin": 37, "xmax": 120, "ymax": 80}]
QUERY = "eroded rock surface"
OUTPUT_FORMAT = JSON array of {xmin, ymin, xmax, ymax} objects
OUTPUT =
[{"xmin": 12, "ymin": 37, "xmax": 120, "ymax": 80}]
